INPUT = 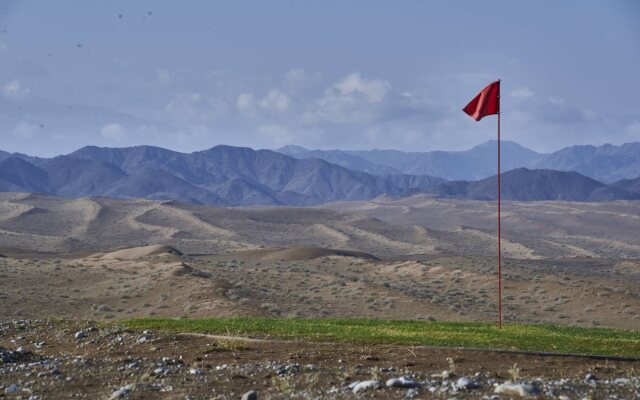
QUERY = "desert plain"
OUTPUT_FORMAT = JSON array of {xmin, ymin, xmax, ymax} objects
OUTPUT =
[
  {"xmin": 1, "ymin": 192, "xmax": 639, "ymax": 328},
  {"xmin": 1, "ymin": 192, "xmax": 639, "ymax": 399}
]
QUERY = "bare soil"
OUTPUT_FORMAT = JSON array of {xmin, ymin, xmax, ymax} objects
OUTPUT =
[{"xmin": 1, "ymin": 320, "xmax": 639, "ymax": 399}]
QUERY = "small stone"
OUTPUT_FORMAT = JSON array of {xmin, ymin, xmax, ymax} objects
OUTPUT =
[
  {"xmin": 189, "ymin": 368, "xmax": 204, "ymax": 375},
  {"xmin": 386, "ymin": 376, "xmax": 421, "ymax": 388},
  {"xmin": 109, "ymin": 385, "xmax": 132, "ymax": 399},
  {"xmin": 456, "ymin": 377, "xmax": 479, "ymax": 389},
  {"xmin": 585, "ymin": 373, "xmax": 597, "ymax": 382},
  {"xmin": 431, "ymin": 370, "xmax": 451, "ymax": 379},
  {"xmin": 241, "ymin": 390, "xmax": 258, "ymax": 400},
  {"xmin": 405, "ymin": 388, "xmax": 420, "ymax": 398},
  {"xmin": 74, "ymin": 331, "xmax": 86, "ymax": 339},
  {"xmin": 494, "ymin": 382, "xmax": 540, "ymax": 397},
  {"xmin": 352, "ymin": 380, "xmax": 384, "ymax": 393},
  {"xmin": 5, "ymin": 384, "xmax": 19, "ymax": 394},
  {"xmin": 136, "ymin": 335, "xmax": 148, "ymax": 344}
]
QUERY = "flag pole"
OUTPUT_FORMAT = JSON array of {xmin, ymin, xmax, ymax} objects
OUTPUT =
[{"xmin": 497, "ymin": 79, "xmax": 502, "ymax": 330}]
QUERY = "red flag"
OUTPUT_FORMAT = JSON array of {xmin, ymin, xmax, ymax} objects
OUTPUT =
[{"xmin": 463, "ymin": 80, "xmax": 500, "ymax": 121}]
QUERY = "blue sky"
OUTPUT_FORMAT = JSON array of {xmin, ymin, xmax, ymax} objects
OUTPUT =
[{"xmin": 1, "ymin": 0, "xmax": 639, "ymax": 156}]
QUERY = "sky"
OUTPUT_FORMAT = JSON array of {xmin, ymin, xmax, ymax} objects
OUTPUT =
[{"xmin": 1, "ymin": 0, "xmax": 639, "ymax": 157}]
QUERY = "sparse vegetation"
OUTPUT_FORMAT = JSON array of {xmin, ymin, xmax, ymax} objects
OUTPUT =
[{"xmin": 123, "ymin": 318, "xmax": 640, "ymax": 357}]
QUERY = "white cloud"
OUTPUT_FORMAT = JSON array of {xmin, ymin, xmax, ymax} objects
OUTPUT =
[
  {"xmin": 284, "ymin": 69, "xmax": 321, "ymax": 89},
  {"xmin": 300, "ymin": 72, "xmax": 395, "ymax": 125},
  {"xmin": 258, "ymin": 89, "xmax": 289, "ymax": 112},
  {"xmin": 510, "ymin": 87, "xmax": 534, "ymax": 99},
  {"xmin": 3, "ymin": 79, "xmax": 31, "ymax": 99},
  {"xmin": 13, "ymin": 120, "xmax": 37, "ymax": 139},
  {"xmin": 100, "ymin": 123, "xmax": 127, "ymax": 141},
  {"xmin": 331, "ymin": 72, "xmax": 390, "ymax": 103},
  {"xmin": 156, "ymin": 69, "xmax": 172, "ymax": 85},
  {"xmin": 236, "ymin": 93, "xmax": 255, "ymax": 112},
  {"xmin": 165, "ymin": 92, "xmax": 202, "ymax": 120},
  {"xmin": 257, "ymin": 124, "xmax": 292, "ymax": 146}
]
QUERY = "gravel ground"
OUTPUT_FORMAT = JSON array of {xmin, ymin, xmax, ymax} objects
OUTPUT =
[{"xmin": 1, "ymin": 320, "xmax": 639, "ymax": 399}]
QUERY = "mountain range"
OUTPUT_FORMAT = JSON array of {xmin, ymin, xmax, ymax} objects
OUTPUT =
[
  {"xmin": 0, "ymin": 141, "xmax": 639, "ymax": 206},
  {"xmin": 0, "ymin": 145, "xmax": 444, "ymax": 206},
  {"xmin": 277, "ymin": 141, "xmax": 640, "ymax": 183}
]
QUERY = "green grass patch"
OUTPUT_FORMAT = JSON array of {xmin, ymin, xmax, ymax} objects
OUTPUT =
[{"xmin": 122, "ymin": 318, "xmax": 640, "ymax": 358}]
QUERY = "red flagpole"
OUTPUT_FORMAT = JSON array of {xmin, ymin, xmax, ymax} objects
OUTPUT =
[{"xmin": 497, "ymin": 79, "xmax": 502, "ymax": 329}]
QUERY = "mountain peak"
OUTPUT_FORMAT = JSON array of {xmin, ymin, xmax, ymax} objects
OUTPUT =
[{"xmin": 276, "ymin": 145, "xmax": 311, "ymax": 156}]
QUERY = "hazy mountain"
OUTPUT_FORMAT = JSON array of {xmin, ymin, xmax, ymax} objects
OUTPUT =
[
  {"xmin": 530, "ymin": 142, "xmax": 640, "ymax": 182},
  {"xmin": 0, "ymin": 157, "xmax": 50, "ymax": 193},
  {"xmin": 430, "ymin": 168, "xmax": 640, "ymax": 201},
  {"xmin": 612, "ymin": 176, "xmax": 640, "ymax": 195},
  {"xmin": 352, "ymin": 141, "xmax": 545, "ymax": 180},
  {"xmin": 1, "ymin": 144, "xmax": 637, "ymax": 205},
  {"xmin": 277, "ymin": 145, "xmax": 402, "ymax": 176},
  {"xmin": 0, "ymin": 145, "xmax": 444, "ymax": 206},
  {"xmin": 277, "ymin": 141, "xmax": 545, "ymax": 180},
  {"xmin": 276, "ymin": 141, "xmax": 640, "ymax": 184}
]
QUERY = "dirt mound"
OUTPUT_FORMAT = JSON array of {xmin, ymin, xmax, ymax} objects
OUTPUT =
[
  {"xmin": 239, "ymin": 246, "xmax": 379, "ymax": 262},
  {"xmin": 170, "ymin": 262, "xmax": 212, "ymax": 279},
  {"xmin": 99, "ymin": 244, "xmax": 182, "ymax": 260}
]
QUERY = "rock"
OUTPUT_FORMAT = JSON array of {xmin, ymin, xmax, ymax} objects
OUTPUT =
[
  {"xmin": 241, "ymin": 390, "xmax": 258, "ymax": 400},
  {"xmin": 352, "ymin": 380, "xmax": 384, "ymax": 393},
  {"xmin": 405, "ymin": 388, "xmax": 420, "ymax": 398},
  {"xmin": 189, "ymin": 368, "xmax": 204, "ymax": 375},
  {"xmin": 275, "ymin": 363, "xmax": 300, "ymax": 376},
  {"xmin": 431, "ymin": 370, "xmax": 451, "ymax": 379},
  {"xmin": 109, "ymin": 384, "xmax": 132, "ymax": 399},
  {"xmin": 4, "ymin": 384, "xmax": 19, "ymax": 394},
  {"xmin": 585, "ymin": 373, "xmax": 597, "ymax": 382},
  {"xmin": 386, "ymin": 376, "xmax": 421, "ymax": 388},
  {"xmin": 494, "ymin": 382, "xmax": 540, "ymax": 397},
  {"xmin": 456, "ymin": 376, "xmax": 480, "ymax": 389},
  {"xmin": 74, "ymin": 331, "xmax": 86, "ymax": 339},
  {"xmin": 136, "ymin": 335, "xmax": 149, "ymax": 344}
]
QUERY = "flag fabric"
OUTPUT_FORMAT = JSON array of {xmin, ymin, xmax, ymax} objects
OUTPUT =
[{"xmin": 463, "ymin": 80, "xmax": 500, "ymax": 121}]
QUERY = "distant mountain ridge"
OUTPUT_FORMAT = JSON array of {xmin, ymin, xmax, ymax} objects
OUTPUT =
[
  {"xmin": 277, "ymin": 140, "xmax": 640, "ymax": 182},
  {"xmin": 0, "ymin": 145, "xmax": 444, "ymax": 206},
  {"xmin": 529, "ymin": 142, "xmax": 640, "ymax": 183},
  {"xmin": 429, "ymin": 168, "xmax": 640, "ymax": 201},
  {"xmin": 0, "ymin": 143, "xmax": 638, "ymax": 205},
  {"xmin": 278, "ymin": 141, "xmax": 544, "ymax": 181}
]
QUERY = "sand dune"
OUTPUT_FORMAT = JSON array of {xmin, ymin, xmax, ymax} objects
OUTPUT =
[
  {"xmin": 1, "ymin": 193, "xmax": 640, "ymax": 259},
  {"xmin": 233, "ymin": 246, "xmax": 380, "ymax": 261},
  {"xmin": 99, "ymin": 244, "xmax": 183, "ymax": 260}
]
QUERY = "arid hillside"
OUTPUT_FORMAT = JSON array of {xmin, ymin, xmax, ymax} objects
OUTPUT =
[
  {"xmin": 2, "ymin": 192, "xmax": 640, "ymax": 258},
  {"xmin": 0, "ymin": 193, "xmax": 639, "ymax": 329}
]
